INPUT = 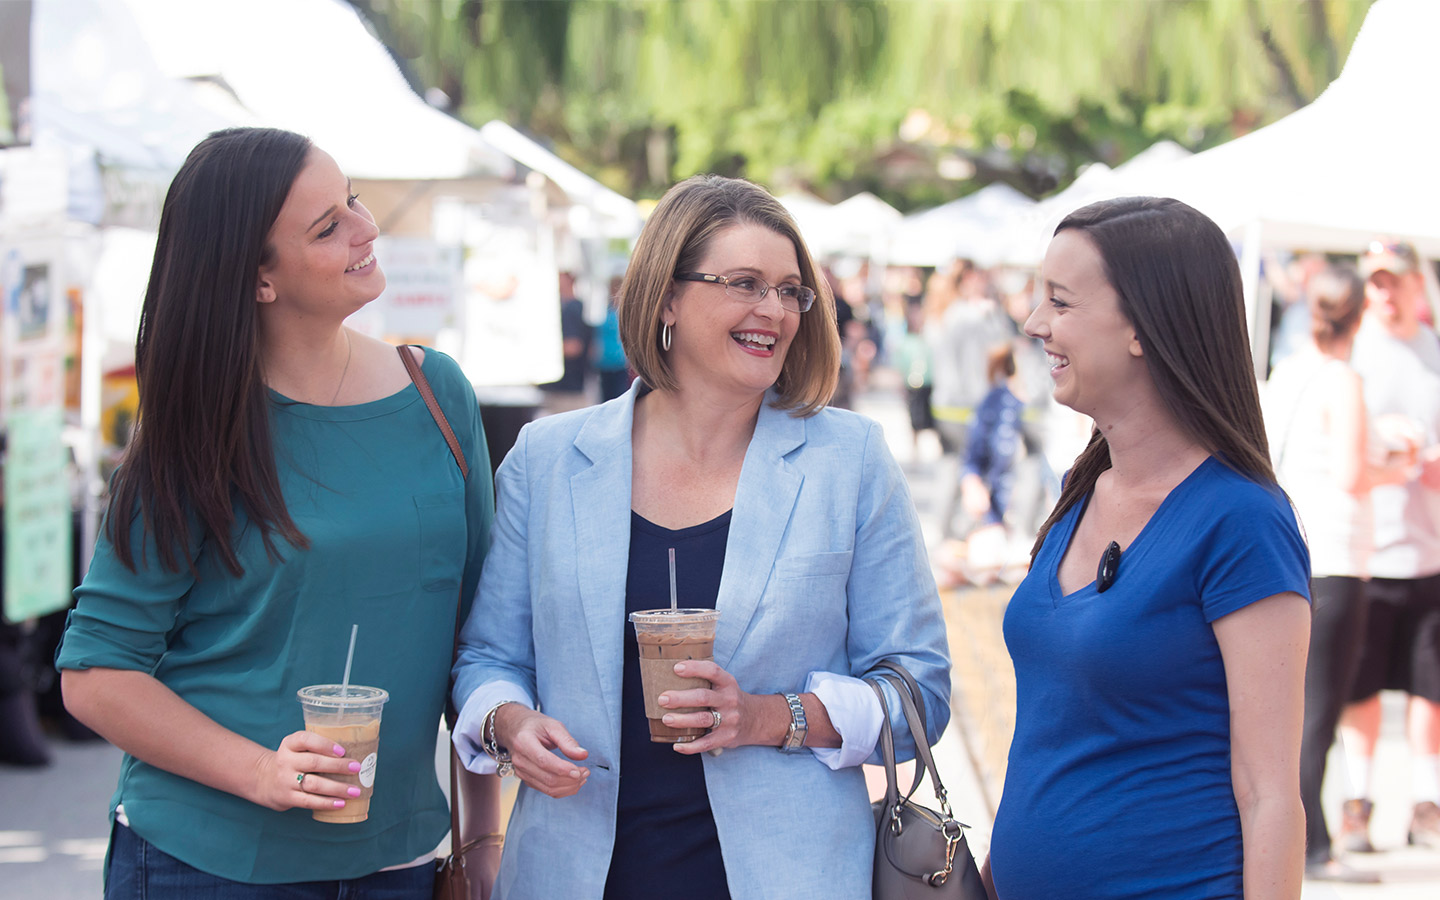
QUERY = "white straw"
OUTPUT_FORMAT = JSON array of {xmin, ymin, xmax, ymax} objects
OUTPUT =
[
  {"xmin": 340, "ymin": 624, "xmax": 358, "ymax": 698},
  {"xmin": 668, "ymin": 548, "xmax": 678, "ymax": 611}
]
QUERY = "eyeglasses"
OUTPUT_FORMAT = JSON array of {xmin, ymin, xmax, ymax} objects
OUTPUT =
[{"xmin": 675, "ymin": 272, "xmax": 816, "ymax": 313}]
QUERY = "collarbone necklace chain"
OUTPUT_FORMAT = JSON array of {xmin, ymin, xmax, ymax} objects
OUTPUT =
[{"xmin": 328, "ymin": 330, "xmax": 353, "ymax": 405}]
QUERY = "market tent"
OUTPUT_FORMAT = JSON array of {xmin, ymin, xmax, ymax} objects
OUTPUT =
[
  {"xmin": 479, "ymin": 120, "xmax": 642, "ymax": 239},
  {"xmin": 778, "ymin": 191, "xmax": 835, "ymax": 257},
  {"xmin": 819, "ymin": 191, "xmax": 903, "ymax": 259},
  {"xmin": 118, "ymin": 0, "xmax": 513, "ymax": 182},
  {"xmin": 887, "ymin": 183, "xmax": 1036, "ymax": 267},
  {"xmin": 1129, "ymin": 0, "xmax": 1440, "ymax": 255},
  {"xmin": 997, "ymin": 140, "xmax": 1192, "ymax": 266}
]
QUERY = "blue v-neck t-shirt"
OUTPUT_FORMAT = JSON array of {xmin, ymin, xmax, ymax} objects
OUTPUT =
[
  {"xmin": 990, "ymin": 457, "xmax": 1309, "ymax": 899},
  {"xmin": 57, "ymin": 349, "xmax": 493, "ymax": 884}
]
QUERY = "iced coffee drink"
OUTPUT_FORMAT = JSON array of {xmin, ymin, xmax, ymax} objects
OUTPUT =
[
  {"xmin": 296, "ymin": 684, "xmax": 388, "ymax": 823},
  {"xmin": 629, "ymin": 609, "xmax": 720, "ymax": 743}
]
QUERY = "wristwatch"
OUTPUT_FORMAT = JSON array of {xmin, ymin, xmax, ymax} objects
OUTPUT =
[{"xmin": 778, "ymin": 692, "xmax": 809, "ymax": 753}]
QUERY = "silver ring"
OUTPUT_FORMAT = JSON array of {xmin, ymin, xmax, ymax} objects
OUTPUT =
[
  {"xmin": 710, "ymin": 709, "xmax": 723, "ymax": 729},
  {"xmin": 296, "ymin": 773, "xmax": 306, "ymax": 790}
]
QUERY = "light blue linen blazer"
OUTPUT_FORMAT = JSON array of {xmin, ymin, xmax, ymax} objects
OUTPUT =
[{"xmin": 453, "ymin": 382, "xmax": 951, "ymax": 900}]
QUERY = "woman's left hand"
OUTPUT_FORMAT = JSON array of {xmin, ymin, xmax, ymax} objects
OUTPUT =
[{"xmin": 658, "ymin": 660, "xmax": 762, "ymax": 755}]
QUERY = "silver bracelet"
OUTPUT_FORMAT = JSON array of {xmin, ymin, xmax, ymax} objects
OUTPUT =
[{"xmin": 482, "ymin": 700, "xmax": 519, "ymax": 777}]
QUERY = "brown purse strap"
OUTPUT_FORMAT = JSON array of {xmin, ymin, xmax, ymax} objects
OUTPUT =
[
  {"xmin": 395, "ymin": 344, "xmax": 471, "ymax": 860},
  {"xmin": 398, "ymin": 345, "xmax": 468, "ymax": 480}
]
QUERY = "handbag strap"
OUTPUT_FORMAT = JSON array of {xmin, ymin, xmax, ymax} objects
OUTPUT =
[
  {"xmin": 868, "ymin": 662, "xmax": 958, "ymax": 819},
  {"xmin": 869, "ymin": 678, "xmax": 903, "ymax": 817},
  {"xmin": 399, "ymin": 345, "xmax": 469, "ymax": 481},
  {"xmin": 397, "ymin": 344, "xmax": 470, "ymax": 858}
]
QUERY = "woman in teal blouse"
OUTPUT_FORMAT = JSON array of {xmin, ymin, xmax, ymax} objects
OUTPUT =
[{"xmin": 56, "ymin": 127, "xmax": 496, "ymax": 897}]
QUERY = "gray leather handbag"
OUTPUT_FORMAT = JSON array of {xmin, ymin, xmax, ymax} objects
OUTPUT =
[{"xmin": 868, "ymin": 661, "xmax": 985, "ymax": 900}]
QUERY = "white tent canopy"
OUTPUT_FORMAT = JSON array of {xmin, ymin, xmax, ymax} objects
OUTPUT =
[
  {"xmin": 116, "ymin": 0, "xmax": 514, "ymax": 181},
  {"xmin": 887, "ymin": 183, "xmax": 1037, "ymax": 268},
  {"xmin": 821, "ymin": 191, "xmax": 903, "ymax": 259},
  {"xmin": 997, "ymin": 140, "xmax": 1193, "ymax": 266},
  {"xmin": 1127, "ymin": 0, "xmax": 1440, "ymax": 256},
  {"xmin": 778, "ymin": 191, "xmax": 835, "ymax": 257},
  {"xmin": 479, "ymin": 120, "xmax": 641, "ymax": 238}
]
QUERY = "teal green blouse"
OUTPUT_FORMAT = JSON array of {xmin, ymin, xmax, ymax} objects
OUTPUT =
[{"xmin": 57, "ymin": 349, "xmax": 493, "ymax": 884}]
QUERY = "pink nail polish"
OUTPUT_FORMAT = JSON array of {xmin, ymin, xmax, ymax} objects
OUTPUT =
[
  {"xmin": 332, "ymin": 744, "xmax": 345, "ymax": 757},
  {"xmin": 333, "ymin": 800, "xmax": 346, "ymax": 808},
  {"xmin": 347, "ymin": 786, "xmax": 362, "ymax": 797},
  {"xmin": 348, "ymin": 761, "xmax": 362, "ymax": 773}
]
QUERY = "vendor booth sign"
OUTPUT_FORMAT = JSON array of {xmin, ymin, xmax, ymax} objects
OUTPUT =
[{"xmin": 357, "ymin": 237, "xmax": 462, "ymax": 339}]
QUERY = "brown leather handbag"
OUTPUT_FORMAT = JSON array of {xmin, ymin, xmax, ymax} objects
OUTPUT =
[
  {"xmin": 868, "ymin": 661, "xmax": 985, "ymax": 900},
  {"xmin": 397, "ymin": 346, "xmax": 503, "ymax": 900}
]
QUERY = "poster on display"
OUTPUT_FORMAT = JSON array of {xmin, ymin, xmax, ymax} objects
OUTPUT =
[
  {"xmin": 357, "ymin": 237, "xmax": 462, "ymax": 340},
  {"xmin": 1, "ymin": 203, "xmax": 72, "ymax": 621},
  {"xmin": 3, "ymin": 407, "xmax": 72, "ymax": 622},
  {"xmin": 459, "ymin": 220, "xmax": 563, "ymax": 387}
]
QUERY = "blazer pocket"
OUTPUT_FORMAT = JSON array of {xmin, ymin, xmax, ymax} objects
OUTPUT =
[
  {"xmin": 415, "ymin": 490, "xmax": 467, "ymax": 593},
  {"xmin": 774, "ymin": 550, "xmax": 854, "ymax": 580}
]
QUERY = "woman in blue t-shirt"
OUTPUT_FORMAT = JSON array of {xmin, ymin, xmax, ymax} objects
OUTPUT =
[
  {"xmin": 57, "ymin": 128, "xmax": 499, "ymax": 897},
  {"xmin": 985, "ymin": 197, "xmax": 1311, "ymax": 899}
]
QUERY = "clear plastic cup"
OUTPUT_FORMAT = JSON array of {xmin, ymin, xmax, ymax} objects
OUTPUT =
[
  {"xmin": 628, "ymin": 609, "xmax": 720, "ymax": 743},
  {"xmin": 296, "ymin": 684, "xmax": 388, "ymax": 823}
]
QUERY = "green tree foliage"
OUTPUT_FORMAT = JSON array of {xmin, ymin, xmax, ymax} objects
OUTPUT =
[{"xmin": 351, "ymin": 0, "xmax": 1373, "ymax": 209}]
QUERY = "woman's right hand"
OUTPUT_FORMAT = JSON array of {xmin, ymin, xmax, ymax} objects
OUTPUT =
[
  {"xmin": 492, "ymin": 704, "xmax": 589, "ymax": 798},
  {"xmin": 251, "ymin": 730, "xmax": 365, "ymax": 812}
]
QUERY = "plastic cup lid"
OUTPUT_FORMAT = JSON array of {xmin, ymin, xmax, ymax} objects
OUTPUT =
[
  {"xmin": 628, "ymin": 608, "xmax": 720, "ymax": 624},
  {"xmin": 296, "ymin": 684, "xmax": 389, "ymax": 708}
]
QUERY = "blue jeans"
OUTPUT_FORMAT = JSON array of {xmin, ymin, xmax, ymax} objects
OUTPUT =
[{"xmin": 106, "ymin": 823, "xmax": 435, "ymax": 899}]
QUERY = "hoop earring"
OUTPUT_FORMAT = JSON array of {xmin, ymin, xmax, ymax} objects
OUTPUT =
[{"xmin": 661, "ymin": 322, "xmax": 672, "ymax": 351}]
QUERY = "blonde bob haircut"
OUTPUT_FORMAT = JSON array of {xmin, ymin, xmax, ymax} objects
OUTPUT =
[{"xmin": 618, "ymin": 174, "xmax": 840, "ymax": 417}]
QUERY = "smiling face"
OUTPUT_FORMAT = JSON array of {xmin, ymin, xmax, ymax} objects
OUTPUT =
[
  {"xmin": 1024, "ymin": 228, "xmax": 1145, "ymax": 419},
  {"xmin": 256, "ymin": 148, "xmax": 384, "ymax": 318},
  {"xmin": 663, "ymin": 223, "xmax": 803, "ymax": 401}
]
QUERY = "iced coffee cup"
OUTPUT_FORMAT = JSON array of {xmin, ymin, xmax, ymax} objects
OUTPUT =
[
  {"xmin": 297, "ymin": 684, "xmax": 388, "ymax": 823},
  {"xmin": 629, "ymin": 609, "xmax": 720, "ymax": 743}
]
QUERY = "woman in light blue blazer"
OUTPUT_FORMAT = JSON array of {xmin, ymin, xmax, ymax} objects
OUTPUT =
[{"xmin": 451, "ymin": 175, "xmax": 951, "ymax": 900}]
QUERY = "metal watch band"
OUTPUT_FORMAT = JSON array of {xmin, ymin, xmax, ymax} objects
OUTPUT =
[{"xmin": 778, "ymin": 692, "xmax": 809, "ymax": 753}]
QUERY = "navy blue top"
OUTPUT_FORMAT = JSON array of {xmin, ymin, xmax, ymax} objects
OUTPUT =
[
  {"xmin": 604, "ymin": 510, "xmax": 732, "ymax": 900},
  {"xmin": 990, "ymin": 458, "xmax": 1310, "ymax": 899}
]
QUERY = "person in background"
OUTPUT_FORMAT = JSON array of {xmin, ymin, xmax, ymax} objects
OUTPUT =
[
  {"xmin": 449, "ymin": 174, "xmax": 950, "ymax": 900},
  {"xmin": 55, "ymin": 127, "xmax": 499, "ymax": 898},
  {"xmin": 987, "ymin": 197, "xmax": 1310, "ymax": 899},
  {"xmin": 952, "ymin": 342, "xmax": 1025, "ymax": 585},
  {"xmin": 541, "ymin": 271, "xmax": 594, "ymax": 414},
  {"xmin": 1264, "ymin": 265, "xmax": 1405, "ymax": 883},
  {"xmin": 595, "ymin": 274, "xmax": 633, "ymax": 402},
  {"xmin": 1339, "ymin": 239, "xmax": 1440, "ymax": 852},
  {"xmin": 890, "ymin": 299, "xmax": 935, "ymax": 462},
  {"xmin": 929, "ymin": 261, "xmax": 1012, "ymax": 541},
  {"xmin": 1268, "ymin": 252, "xmax": 1328, "ymax": 371}
]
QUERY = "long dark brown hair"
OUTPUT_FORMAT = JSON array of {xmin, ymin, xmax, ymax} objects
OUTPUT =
[
  {"xmin": 1031, "ymin": 197, "xmax": 1275, "ymax": 562},
  {"xmin": 108, "ymin": 127, "xmax": 314, "ymax": 575}
]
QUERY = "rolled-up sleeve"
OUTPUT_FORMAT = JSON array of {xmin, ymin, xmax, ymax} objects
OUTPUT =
[
  {"xmin": 804, "ymin": 670, "xmax": 884, "ymax": 770},
  {"xmin": 842, "ymin": 422, "xmax": 952, "ymax": 762},
  {"xmin": 56, "ymin": 504, "xmax": 198, "ymax": 673}
]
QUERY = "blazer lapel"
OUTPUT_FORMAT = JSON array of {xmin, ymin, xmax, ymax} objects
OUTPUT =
[
  {"xmin": 570, "ymin": 386, "xmax": 638, "ymax": 737},
  {"xmin": 714, "ymin": 398, "xmax": 805, "ymax": 669}
]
